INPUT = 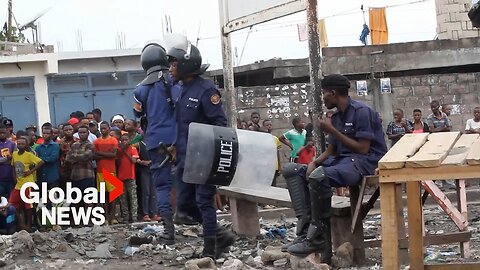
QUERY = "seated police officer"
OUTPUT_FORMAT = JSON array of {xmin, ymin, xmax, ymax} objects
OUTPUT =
[{"xmin": 282, "ymin": 74, "xmax": 387, "ymax": 263}]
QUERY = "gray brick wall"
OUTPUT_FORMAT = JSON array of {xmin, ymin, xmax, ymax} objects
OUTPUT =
[{"xmin": 436, "ymin": 0, "xmax": 480, "ymax": 40}]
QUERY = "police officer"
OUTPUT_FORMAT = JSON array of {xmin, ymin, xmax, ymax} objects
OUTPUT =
[
  {"xmin": 167, "ymin": 37, "xmax": 234, "ymax": 259},
  {"xmin": 133, "ymin": 42, "xmax": 179, "ymax": 244},
  {"xmin": 282, "ymin": 74, "xmax": 387, "ymax": 263}
]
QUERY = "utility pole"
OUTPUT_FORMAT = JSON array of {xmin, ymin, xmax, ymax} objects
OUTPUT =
[
  {"xmin": 7, "ymin": 0, "xmax": 13, "ymax": 42},
  {"xmin": 306, "ymin": 0, "xmax": 326, "ymax": 153}
]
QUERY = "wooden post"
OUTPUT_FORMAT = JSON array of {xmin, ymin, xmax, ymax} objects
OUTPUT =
[
  {"xmin": 306, "ymin": 0, "xmax": 326, "ymax": 153},
  {"xmin": 218, "ymin": 0, "xmax": 237, "ymax": 128},
  {"xmin": 229, "ymin": 198, "xmax": 260, "ymax": 238},
  {"xmin": 380, "ymin": 182, "xmax": 400, "ymax": 269},
  {"xmin": 456, "ymin": 179, "xmax": 470, "ymax": 258},
  {"xmin": 407, "ymin": 181, "xmax": 425, "ymax": 270}
]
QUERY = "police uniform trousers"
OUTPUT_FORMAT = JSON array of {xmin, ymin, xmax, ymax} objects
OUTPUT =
[{"xmin": 149, "ymin": 150, "xmax": 173, "ymax": 218}]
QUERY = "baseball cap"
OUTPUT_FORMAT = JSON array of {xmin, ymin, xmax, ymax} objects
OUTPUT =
[
  {"xmin": 89, "ymin": 120, "xmax": 98, "ymax": 126},
  {"xmin": 2, "ymin": 118, "xmax": 13, "ymax": 127},
  {"xmin": 67, "ymin": 118, "xmax": 80, "ymax": 125}
]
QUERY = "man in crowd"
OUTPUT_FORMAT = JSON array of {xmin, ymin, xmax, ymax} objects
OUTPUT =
[{"xmin": 35, "ymin": 126, "xmax": 60, "ymax": 196}]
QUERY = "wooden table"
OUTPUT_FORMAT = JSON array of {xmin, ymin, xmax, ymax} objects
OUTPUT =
[{"xmin": 378, "ymin": 132, "xmax": 480, "ymax": 269}]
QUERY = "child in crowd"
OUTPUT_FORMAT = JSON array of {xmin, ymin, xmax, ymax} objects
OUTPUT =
[
  {"xmin": 94, "ymin": 122, "xmax": 118, "ymax": 225},
  {"xmin": 279, "ymin": 117, "xmax": 306, "ymax": 162},
  {"xmin": 137, "ymin": 136, "xmax": 161, "ymax": 222},
  {"xmin": 117, "ymin": 134, "xmax": 139, "ymax": 223},
  {"xmin": 296, "ymin": 136, "xmax": 315, "ymax": 165},
  {"xmin": 66, "ymin": 126, "xmax": 95, "ymax": 225},
  {"xmin": 249, "ymin": 112, "xmax": 261, "ymax": 131},
  {"xmin": 263, "ymin": 119, "xmax": 282, "ymax": 186},
  {"xmin": 427, "ymin": 100, "xmax": 452, "ymax": 133},
  {"xmin": 10, "ymin": 136, "xmax": 43, "ymax": 232},
  {"xmin": 465, "ymin": 107, "xmax": 480, "ymax": 134},
  {"xmin": 386, "ymin": 109, "xmax": 412, "ymax": 147},
  {"xmin": 111, "ymin": 115, "xmax": 126, "ymax": 133},
  {"xmin": 124, "ymin": 119, "xmax": 142, "ymax": 146},
  {"xmin": 411, "ymin": 109, "xmax": 430, "ymax": 133}
]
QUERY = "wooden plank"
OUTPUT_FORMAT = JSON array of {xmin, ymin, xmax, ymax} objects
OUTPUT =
[
  {"xmin": 378, "ymin": 133, "xmax": 429, "ymax": 169},
  {"xmin": 466, "ymin": 137, "xmax": 480, "ymax": 165},
  {"xmin": 406, "ymin": 132, "xmax": 460, "ymax": 168},
  {"xmin": 422, "ymin": 181, "xmax": 468, "ymax": 230},
  {"xmin": 379, "ymin": 165, "xmax": 480, "ymax": 183},
  {"xmin": 364, "ymin": 231, "xmax": 472, "ymax": 248},
  {"xmin": 425, "ymin": 263, "xmax": 480, "ymax": 270},
  {"xmin": 406, "ymin": 181, "xmax": 425, "ymax": 270},
  {"xmin": 380, "ymin": 183, "xmax": 400, "ymax": 269},
  {"xmin": 456, "ymin": 180, "xmax": 471, "ymax": 258},
  {"xmin": 442, "ymin": 134, "xmax": 479, "ymax": 165}
]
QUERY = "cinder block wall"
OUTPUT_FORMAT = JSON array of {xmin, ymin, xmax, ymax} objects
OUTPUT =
[
  {"xmin": 352, "ymin": 72, "xmax": 480, "ymax": 131},
  {"xmin": 436, "ymin": 0, "xmax": 480, "ymax": 39}
]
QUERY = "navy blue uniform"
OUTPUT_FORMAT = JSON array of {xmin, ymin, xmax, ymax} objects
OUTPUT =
[
  {"xmin": 176, "ymin": 76, "xmax": 227, "ymax": 238},
  {"xmin": 133, "ymin": 80, "xmax": 180, "ymax": 218},
  {"xmin": 311, "ymin": 98, "xmax": 387, "ymax": 188}
]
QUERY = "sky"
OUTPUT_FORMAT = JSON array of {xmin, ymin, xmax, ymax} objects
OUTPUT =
[{"xmin": 0, "ymin": 0, "xmax": 437, "ymax": 69}]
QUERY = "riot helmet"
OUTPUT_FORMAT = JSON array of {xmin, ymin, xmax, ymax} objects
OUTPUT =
[
  {"xmin": 138, "ymin": 42, "xmax": 169, "ymax": 85},
  {"xmin": 165, "ymin": 34, "xmax": 205, "ymax": 79}
]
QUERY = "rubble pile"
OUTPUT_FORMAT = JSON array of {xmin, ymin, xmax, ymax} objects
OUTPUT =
[{"xmin": 0, "ymin": 204, "xmax": 476, "ymax": 269}]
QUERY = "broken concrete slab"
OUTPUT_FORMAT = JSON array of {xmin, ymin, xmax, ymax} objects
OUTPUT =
[
  {"xmin": 85, "ymin": 243, "xmax": 113, "ymax": 259},
  {"xmin": 185, "ymin": 257, "xmax": 217, "ymax": 270},
  {"xmin": 220, "ymin": 259, "xmax": 243, "ymax": 270},
  {"xmin": 260, "ymin": 246, "xmax": 290, "ymax": 264},
  {"xmin": 290, "ymin": 253, "xmax": 330, "ymax": 270},
  {"xmin": 332, "ymin": 242, "xmax": 354, "ymax": 268}
]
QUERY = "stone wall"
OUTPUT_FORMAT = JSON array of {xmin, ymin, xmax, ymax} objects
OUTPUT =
[
  {"xmin": 351, "ymin": 72, "xmax": 480, "ymax": 132},
  {"xmin": 436, "ymin": 0, "xmax": 480, "ymax": 40}
]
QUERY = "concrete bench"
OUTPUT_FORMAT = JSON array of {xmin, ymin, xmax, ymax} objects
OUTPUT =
[{"xmin": 218, "ymin": 176, "xmax": 380, "ymax": 264}]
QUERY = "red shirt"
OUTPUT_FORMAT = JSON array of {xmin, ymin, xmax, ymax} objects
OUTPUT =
[
  {"xmin": 117, "ymin": 146, "xmax": 139, "ymax": 180},
  {"xmin": 94, "ymin": 136, "xmax": 118, "ymax": 173},
  {"xmin": 297, "ymin": 146, "xmax": 316, "ymax": 165}
]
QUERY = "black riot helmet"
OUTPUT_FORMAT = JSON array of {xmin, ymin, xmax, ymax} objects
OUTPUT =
[
  {"xmin": 138, "ymin": 43, "xmax": 169, "ymax": 85},
  {"xmin": 167, "ymin": 43, "xmax": 204, "ymax": 79}
]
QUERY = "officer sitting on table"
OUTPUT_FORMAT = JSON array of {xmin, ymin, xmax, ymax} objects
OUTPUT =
[{"xmin": 282, "ymin": 74, "xmax": 387, "ymax": 264}]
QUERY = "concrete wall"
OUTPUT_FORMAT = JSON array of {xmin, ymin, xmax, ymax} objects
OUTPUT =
[
  {"xmin": 352, "ymin": 72, "xmax": 480, "ymax": 132},
  {"xmin": 436, "ymin": 0, "xmax": 480, "ymax": 39}
]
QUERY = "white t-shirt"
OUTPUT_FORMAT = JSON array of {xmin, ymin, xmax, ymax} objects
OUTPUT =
[{"xmin": 465, "ymin": 119, "xmax": 480, "ymax": 131}]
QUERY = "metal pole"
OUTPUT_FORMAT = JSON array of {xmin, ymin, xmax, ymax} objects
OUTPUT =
[
  {"xmin": 219, "ymin": 0, "xmax": 237, "ymax": 127},
  {"xmin": 306, "ymin": 0, "xmax": 326, "ymax": 153}
]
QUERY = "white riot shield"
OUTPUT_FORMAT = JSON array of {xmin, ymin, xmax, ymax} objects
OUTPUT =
[{"xmin": 183, "ymin": 123, "xmax": 277, "ymax": 187}]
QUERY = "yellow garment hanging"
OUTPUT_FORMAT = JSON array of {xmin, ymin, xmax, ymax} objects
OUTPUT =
[
  {"xmin": 369, "ymin": 7, "xmax": 388, "ymax": 45},
  {"xmin": 317, "ymin": 19, "xmax": 328, "ymax": 48}
]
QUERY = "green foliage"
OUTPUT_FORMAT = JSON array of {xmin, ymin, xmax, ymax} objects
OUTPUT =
[{"xmin": 0, "ymin": 25, "xmax": 26, "ymax": 43}]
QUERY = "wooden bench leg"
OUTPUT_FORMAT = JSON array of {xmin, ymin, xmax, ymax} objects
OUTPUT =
[
  {"xmin": 229, "ymin": 198, "xmax": 260, "ymax": 238},
  {"xmin": 456, "ymin": 179, "xmax": 470, "ymax": 258},
  {"xmin": 348, "ymin": 186, "xmax": 365, "ymax": 265}
]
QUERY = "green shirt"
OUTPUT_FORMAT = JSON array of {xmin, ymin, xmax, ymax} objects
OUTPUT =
[
  {"xmin": 283, "ymin": 129, "xmax": 306, "ymax": 158},
  {"xmin": 130, "ymin": 133, "xmax": 143, "ymax": 145}
]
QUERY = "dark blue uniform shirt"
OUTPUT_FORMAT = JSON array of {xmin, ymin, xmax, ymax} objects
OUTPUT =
[
  {"xmin": 327, "ymin": 98, "xmax": 387, "ymax": 176},
  {"xmin": 176, "ymin": 77, "xmax": 227, "ymax": 158},
  {"xmin": 134, "ymin": 80, "xmax": 180, "ymax": 150}
]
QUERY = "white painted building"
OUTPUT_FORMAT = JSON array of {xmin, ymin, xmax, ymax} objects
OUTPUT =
[{"xmin": 0, "ymin": 49, "xmax": 145, "ymax": 130}]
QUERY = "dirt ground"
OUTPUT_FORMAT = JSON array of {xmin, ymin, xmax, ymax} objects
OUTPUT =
[{"xmin": 1, "ymin": 201, "xmax": 479, "ymax": 270}]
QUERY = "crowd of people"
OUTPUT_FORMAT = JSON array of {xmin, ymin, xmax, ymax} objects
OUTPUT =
[{"xmin": 0, "ymin": 109, "xmax": 163, "ymax": 232}]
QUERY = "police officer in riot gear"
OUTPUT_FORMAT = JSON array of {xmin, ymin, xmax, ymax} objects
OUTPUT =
[
  {"xmin": 166, "ymin": 35, "xmax": 235, "ymax": 259},
  {"xmin": 133, "ymin": 42, "xmax": 179, "ymax": 244}
]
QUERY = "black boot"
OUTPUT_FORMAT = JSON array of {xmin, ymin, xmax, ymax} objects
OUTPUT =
[
  {"xmin": 281, "ymin": 215, "xmax": 309, "ymax": 252},
  {"xmin": 174, "ymin": 211, "xmax": 200, "ymax": 225},
  {"xmin": 287, "ymin": 176, "xmax": 332, "ymax": 257},
  {"xmin": 320, "ymin": 218, "xmax": 332, "ymax": 264},
  {"xmin": 215, "ymin": 226, "xmax": 235, "ymax": 258},
  {"xmin": 160, "ymin": 215, "xmax": 175, "ymax": 245},
  {"xmin": 202, "ymin": 237, "xmax": 216, "ymax": 259},
  {"xmin": 281, "ymin": 164, "xmax": 311, "ymax": 252}
]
